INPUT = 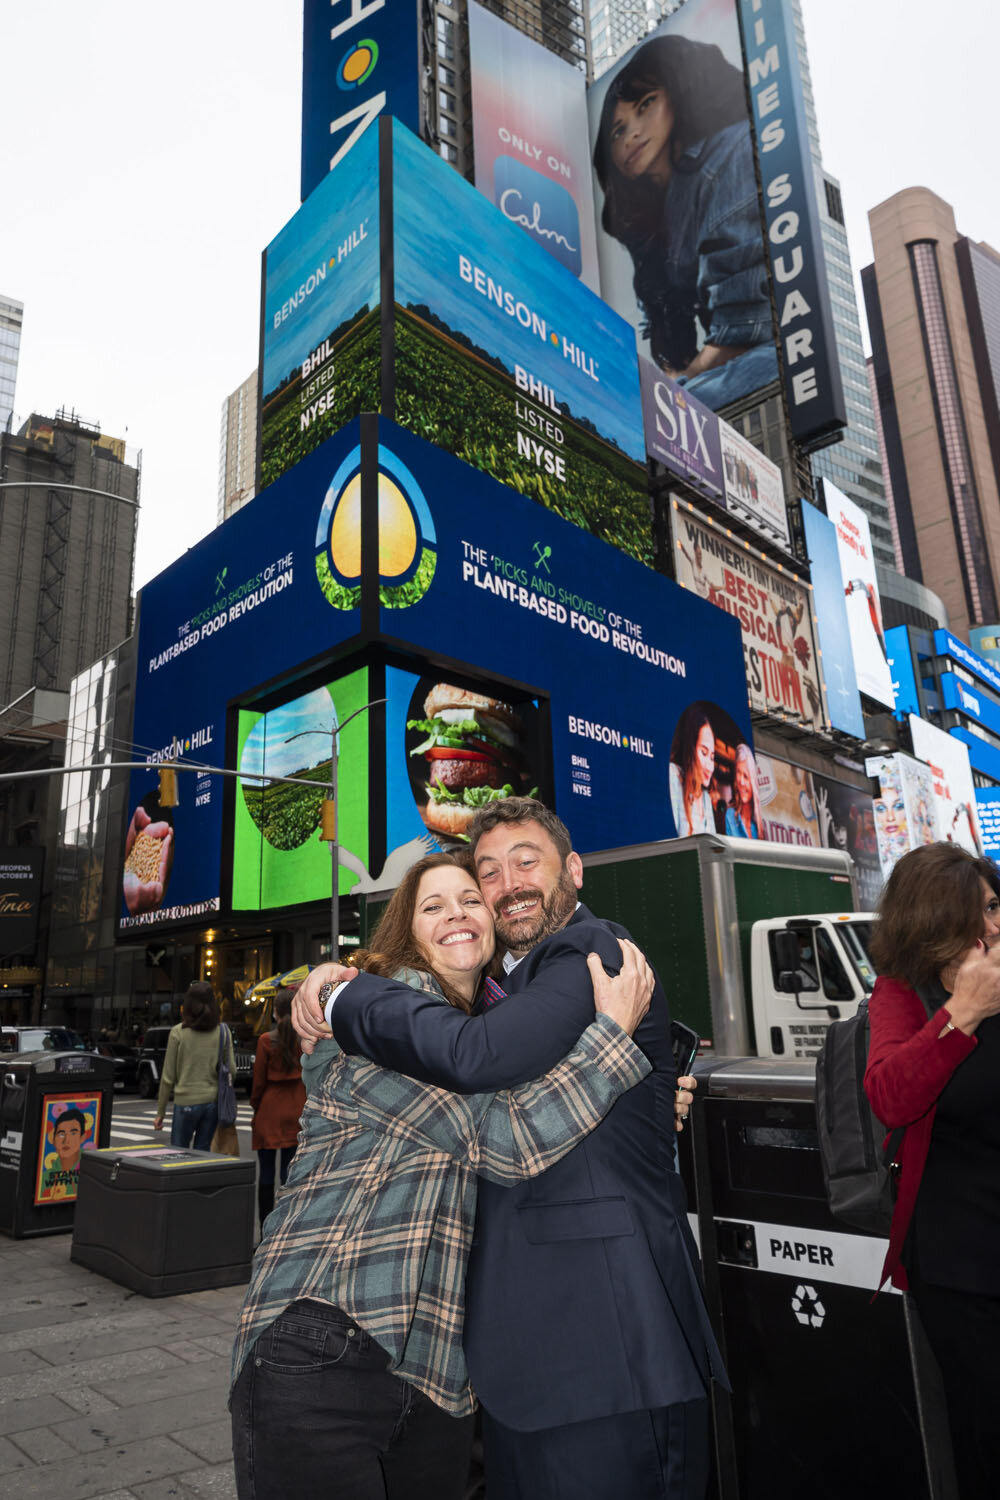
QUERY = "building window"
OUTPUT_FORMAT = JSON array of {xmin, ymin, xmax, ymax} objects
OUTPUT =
[
  {"xmin": 439, "ymin": 141, "xmax": 458, "ymax": 164},
  {"xmin": 439, "ymin": 114, "xmax": 456, "ymax": 138},
  {"xmin": 824, "ymin": 180, "xmax": 845, "ymax": 225}
]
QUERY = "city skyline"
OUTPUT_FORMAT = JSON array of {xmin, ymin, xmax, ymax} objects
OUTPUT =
[{"xmin": 1, "ymin": 0, "xmax": 993, "ymax": 594}]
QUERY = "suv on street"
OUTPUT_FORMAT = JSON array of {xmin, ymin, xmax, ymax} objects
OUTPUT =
[
  {"xmin": 135, "ymin": 1024, "xmax": 255, "ymax": 1099},
  {"xmin": 0, "ymin": 1026, "xmax": 91, "ymax": 1054}
]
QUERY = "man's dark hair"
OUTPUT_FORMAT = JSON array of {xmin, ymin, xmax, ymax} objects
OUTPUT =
[
  {"xmin": 55, "ymin": 1108, "xmax": 86, "ymax": 1134},
  {"xmin": 870, "ymin": 841, "xmax": 1000, "ymax": 988},
  {"xmin": 181, "ymin": 982, "xmax": 219, "ymax": 1032},
  {"xmin": 467, "ymin": 798, "xmax": 573, "ymax": 861}
]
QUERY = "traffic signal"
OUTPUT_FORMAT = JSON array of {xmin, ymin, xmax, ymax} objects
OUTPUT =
[{"xmin": 158, "ymin": 764, "xmax": 179, "ymax": 807}]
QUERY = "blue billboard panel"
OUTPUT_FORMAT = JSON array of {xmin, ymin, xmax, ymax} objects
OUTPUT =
[
  {"xmin": 390, "ymin": 121, "xmax": 652, "ymax": 565},
  {"xmin": 975, "ymin": 787, "xmax": 1000, "ymax": 862},
  {"xmin": 261, "ymin": 127, "xmax": 380, "ymax": 489},
  {"xmin": 802, "ymin": 501, "xmax": 863, "ymax": 737},
  {"xmin": 934, "ymin": 628, "xmax": 1000, "ymax": 697},
  {"xmin": 366, "ymin": 419, "xmax": 752, "ymax": 852},
  {"xmin": 940, "ymin": 671, "xmax": 1000, "ymax": 739},
  {"xmin": 121, "ymin": 426, "xmax": 367, "ymax": 932},
  {"xmin": 301, "ymin": 0, "xmax": 420, "ymax": 202},
  {"xmin": 885, "ymin": 624, "xmax": 921, "ymax": 721},
  {"xmin": 740, "ymin": 0, "xmax": 846, "ymax": 443}
]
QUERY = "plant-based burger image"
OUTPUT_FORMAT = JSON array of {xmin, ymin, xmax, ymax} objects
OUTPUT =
[{"xmin": 407, "ymin": 683, "xmax": 531, "ymax": 839}]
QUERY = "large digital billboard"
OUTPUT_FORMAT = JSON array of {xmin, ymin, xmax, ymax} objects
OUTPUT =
[
  {"xmin": 588, "ymin": 0, "xmax": 776, "ymax": 415},
  {"xmin": 739, "ymin": 0, "xmax": 846, "ymax": 443},
  {"xmin": 670, "ymin": 496, "xmax": 823, "ymax": 728},
  {"xmin": 356, "ymin": 418, "xmax": 752, "ymax": 852},
  {"xmin": 391, "ymin": 120, "xmax": 652, "ymax": 564},
  {"xmin": 468, "ymin": 1, "xmax": 599, "ymax": 290},
  {"xmin": 908, "ymin": 715, "xmax": 984, "ymax": 856},
  {"xmin": 233, "ymin": 668, "xmax": 370, "ymax": 911},
  {"xmin": 261, "ymin": 127, "xmax": 380, "ymax": 490},
  {"xmin": 300, "ymin": 0, "xmax": 420, "ymax": 201},
  {"xmin": 823, "ymin": 479, "xmax": 894, "ymax": 710},
  {"xmin": 121, "ymin": 425, "xmax": 367, "ymax": 932},
  {"xmin": 801, "ymin": 500, "xmax": 864, "ymax": 737},
  {"xmin": 586, "ymin": 0, "xmax": 844, "ymax": 443}
]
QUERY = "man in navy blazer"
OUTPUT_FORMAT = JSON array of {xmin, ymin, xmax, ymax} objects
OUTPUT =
[{"xmin": 294, "ymin": 799, "xmax": 723, "ymax": 1499}]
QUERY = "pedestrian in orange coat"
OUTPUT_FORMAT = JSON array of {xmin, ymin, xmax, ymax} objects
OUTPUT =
[{"xmin": 251, "ymin": 989, "xmax": 306, "ymax": 1227}]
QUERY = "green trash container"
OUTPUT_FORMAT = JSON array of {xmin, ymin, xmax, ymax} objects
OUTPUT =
[{"xmin": 0, "ymin": 1051, "xmax": 115, "ymax": 1238}]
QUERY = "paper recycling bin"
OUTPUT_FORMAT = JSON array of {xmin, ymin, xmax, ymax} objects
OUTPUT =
[
  {"xmin": 0, "ymin": 1051, "xmax": 115, "ymax": 1238},
  {"xmin": 71, "ymin": 1143, "xmax": 255, "ymax": 1296},
  {"xmin": 679, "ymin": 1057, "xmax": 956, "ymax": 1500}
]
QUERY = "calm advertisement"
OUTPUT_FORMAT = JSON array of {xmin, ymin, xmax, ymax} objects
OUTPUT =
[
  {"xmin": 908, "ymin": 715, "xmax": 984, "ymax": 855},
  {"xmin": 391, "ymin": 121, "xmax": 652, "ymax": 565},
  {"xmin": 363, "ymin": 419, "xmax": 751, "ymax": 852},
  {"xmin": 587, "ymin": 0, "xmax": 778, "ymax": 414},
  {"xmin": 233, "ymin": 669, "xmax": 370, "ymax": 911},
  {"xmin": 823, "ymin": 479, "xmax": 894, "ymax": 709},
  {"xmin": 300, "ymin": 0, "xmax": 420, "ymax": 201},
  {"xmin": 121, "ymin": 427, "xmax": 366, "ymax": 932},
  {"xmin": 739, "ymin": 0, "xmax": 846, "ymax": 444},
  {"xmin": 261, "ymin": 128, "xmax": 380, "ymax": 489},
  {"xmin": 468, "ymin": 1, "xmax": 599, "ymax": 289},
  {"xmin": 801, "ymin": 500, "xmax": 864, "ymax": 737},
  {"xmin": 670, "ymin": 497, "xmax": 823, "ymax": 727}
]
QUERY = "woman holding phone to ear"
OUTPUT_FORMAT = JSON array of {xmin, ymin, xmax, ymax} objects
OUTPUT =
[{"xmin": 865, "ymin": 843, "xmax": 1000, "ymax": 1498}]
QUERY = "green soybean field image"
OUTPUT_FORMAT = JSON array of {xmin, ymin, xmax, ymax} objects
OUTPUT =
[
  {"xmin": 394, "ymin": 305, "xmax": 654, "ymax": 566},
  {"xmin": 260, "ymin": 307, "xmax": 381, "ymax": 489}
]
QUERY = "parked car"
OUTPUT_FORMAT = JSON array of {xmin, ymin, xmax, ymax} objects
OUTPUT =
[
  {"xmin": 0, "ymin": 1026, "xmax": 90, "ymax": 1054},
  {"xmin": 135, "ymin": 1024, "xmax": 254, "ymax": 1100},
  {"xmin": 95, "ymin": 1041, "xmax": 141, "ymax": 1093}
]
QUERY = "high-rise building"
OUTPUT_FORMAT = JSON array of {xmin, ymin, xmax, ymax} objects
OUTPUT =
[
  {"xmin": 788, "ymin": 2, "xmax": 893, "ymax": 568},
  {"xmin": 218, "ymin": 368, "xmax": 258, "ymax": 523},
  {"xmin": 588, "ymin": 0, "xmax": 682, "ymax": 78},
  {"xmin": 862, "ymin": 188, "xmax": 1000, "ymax": 641},
  {"xmin": 431, "ymin": 0, "xmax": 589, "ymax": 173},
  {"xmin": 0, "ymin": 410, "xmax": 139, "ymax": 703},
  {"xmin": 0, "ymin": 295, "xmax": 23, "ymax": 434}
]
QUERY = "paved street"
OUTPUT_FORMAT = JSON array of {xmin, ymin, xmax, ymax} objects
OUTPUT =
[{"xmin": 0, "ymin": 1095, "xmax": 260, "ymax": 1500}]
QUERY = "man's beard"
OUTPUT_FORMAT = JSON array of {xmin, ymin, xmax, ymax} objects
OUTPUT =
[{"xmin": 492, "ymin": 869, "xmax": 578, "ymax": 954}]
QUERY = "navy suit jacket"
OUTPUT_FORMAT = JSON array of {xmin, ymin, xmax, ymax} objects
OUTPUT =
[{"xmin": 328, "ymin": 905, "xmax": 725, "ymax": 1429}]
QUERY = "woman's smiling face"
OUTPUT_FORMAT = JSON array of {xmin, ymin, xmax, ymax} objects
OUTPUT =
[
  {"xmin": 609, "ymin": 87, "xmax": 676, "ymax": 182},
  {"xmin": 411, "ymin": 865, "xmax": 495, "ymax": 996}
]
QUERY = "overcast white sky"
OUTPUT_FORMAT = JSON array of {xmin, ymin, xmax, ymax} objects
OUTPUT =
[{"xmin": 1, "ymin": 1, "xmax": 994, "ymax": 593}]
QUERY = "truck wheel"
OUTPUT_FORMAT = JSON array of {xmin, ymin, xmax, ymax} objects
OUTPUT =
[{"xmin": 137, "ymin": 1068, "xmax": 156, "ymax": 1100}]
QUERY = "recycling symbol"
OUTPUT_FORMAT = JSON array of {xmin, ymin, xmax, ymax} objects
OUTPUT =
[{"xmin": 791, "ymin": 1284, "xmax": 825, "ymax": 1328}]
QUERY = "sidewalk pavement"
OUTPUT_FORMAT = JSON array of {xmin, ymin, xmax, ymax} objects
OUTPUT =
[{"xmin": 0, "ymin": 1228, "xmax": 246, "ymax": 1500}]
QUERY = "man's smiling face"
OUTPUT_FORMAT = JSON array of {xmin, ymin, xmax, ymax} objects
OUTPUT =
[{"xmin": 474, "ymin": 819, "xmax": 583, "ymax": 956}]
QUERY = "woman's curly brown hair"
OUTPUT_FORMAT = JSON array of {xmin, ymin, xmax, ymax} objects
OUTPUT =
[{"xmin": 870, "ymin": 841, "xmax": 1000, "ymax": 988}]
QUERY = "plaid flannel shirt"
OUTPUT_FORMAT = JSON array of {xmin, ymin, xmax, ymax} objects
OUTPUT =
[{"xmin": 231, "ymin": 968, "xmax": 650, "ymax": 1414}]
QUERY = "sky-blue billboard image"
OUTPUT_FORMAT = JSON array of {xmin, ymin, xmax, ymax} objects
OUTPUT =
[
  {"xmin": 121, "ymin": 424, "xmax": 367, "ymax": 933},
  {"xmin": 261, "ymin": 126, "xmax": 380, "ymax": 489},
  {"xmin": 368, "ymin": 418, "xmax": 753, "ymax": 854},
  {"xmin": 801, "ymin": 499, "xmax": 864, "ymax": 737},
  {"xmin": 300, "ymin": 0, "xmax": 420, "ymax": 201},
  {"xmin": 390, "ymin": 120, "xmax": 653, "ymax": 564}
]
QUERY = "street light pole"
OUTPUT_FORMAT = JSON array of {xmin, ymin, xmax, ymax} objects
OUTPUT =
[{"xmin": 285, "ymin": 697, "xmax": 386, "ymax": 962}]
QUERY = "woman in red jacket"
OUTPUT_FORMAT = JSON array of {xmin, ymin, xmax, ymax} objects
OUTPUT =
[
  {"xmin": 251, "ymin": 989, "xmax": 306, "ymax": 1228},
  {"xmin": 865, "ymin": 842, "xmax": 1000, "ymax": 1499}
]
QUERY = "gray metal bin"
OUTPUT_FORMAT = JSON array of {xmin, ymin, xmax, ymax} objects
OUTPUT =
[
  {"xmin": 72, "ymin": 1144, "xmax": 255, "ymax": 1296},
  {"xmin": 680, "ymin": 1057, "xmax": 955, "ymax": 1500},
  {"xmin": 0, "ymin": 1051, "xmax": 115, "ymax": 1238}
]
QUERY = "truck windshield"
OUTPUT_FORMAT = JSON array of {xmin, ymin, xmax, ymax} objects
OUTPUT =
[{"xmin": 836, "ymin": 921, "xmax": 877, "ymax": 993}]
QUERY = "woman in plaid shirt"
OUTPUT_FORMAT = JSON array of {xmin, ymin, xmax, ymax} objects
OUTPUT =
[{"xmin": 231, "ymin": 852, "xmax": 653, "ymax": 1500}]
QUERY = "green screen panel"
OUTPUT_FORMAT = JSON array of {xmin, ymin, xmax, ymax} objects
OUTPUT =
[{"xmin": 233, "ymin": 667, "xmax": 370, "ymax": 911}]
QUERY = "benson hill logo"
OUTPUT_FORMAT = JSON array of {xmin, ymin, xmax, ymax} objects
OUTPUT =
[{"xmin": 315, "ymin": 444, "xmax": 437, "ymax": 611}]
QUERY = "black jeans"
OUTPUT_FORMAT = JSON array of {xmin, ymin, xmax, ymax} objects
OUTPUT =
[{"xmin": 231, "ymin": 1300, "xmax": 474, "ymax": 1500}]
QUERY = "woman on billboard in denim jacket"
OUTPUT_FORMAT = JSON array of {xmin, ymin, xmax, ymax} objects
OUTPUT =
[{"xmin": 593, "ymin": 34, "xmax": 777, "ymax": 409}]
